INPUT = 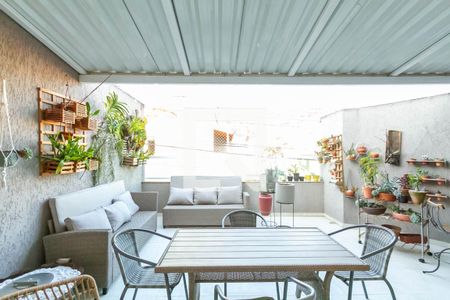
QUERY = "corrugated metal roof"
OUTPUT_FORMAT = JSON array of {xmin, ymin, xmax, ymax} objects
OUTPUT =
[{"xmin": 2, "ymin": 0, "xmax": 450, "ymax": 77}]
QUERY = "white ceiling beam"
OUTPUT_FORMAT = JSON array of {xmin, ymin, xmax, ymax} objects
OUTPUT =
[
  {"xmin": 390, "ymin": 33, "xmax": 450, "ymax": 76},
  {"xmin": 160, "ymin": 0, "xmax": 190, "ymax": 76},
  {"xmin": 80, "ymin": 73, "xmax": 450, "ymax": 85},
  {"xmin": 287, "ymin": 0, "xmax": 341, "ymax": 76},
  {"xmin": 0, "ymin": 0, "xmax": 87, "ymax": 74}
]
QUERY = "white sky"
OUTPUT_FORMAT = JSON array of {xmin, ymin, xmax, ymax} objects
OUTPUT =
[{"xmin": 119, "ymin": 84, "xmax": 450, "ymax": 120}]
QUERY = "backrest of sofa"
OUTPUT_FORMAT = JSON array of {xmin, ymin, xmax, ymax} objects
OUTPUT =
[
  {"xmin": 170, "ymin": 176, "xmax": 242, "ymax": 193},
  {"xmin": 49, "ymin": 180, "xmax": 126, "ymax": 233}
]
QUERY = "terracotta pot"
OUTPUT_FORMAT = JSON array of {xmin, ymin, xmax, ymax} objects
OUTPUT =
[
  {"xmin": 258, "ymin": 193, "xmax": 273, "ymax": 216},
  {"xmin": 362, "ymin": 206, "xmax": 386, "ymax": 215},
  {"xmin": 409, "ymin": 190, "xmax": 427, "ymax": 205},
  {"xmin": 378, "ymin": 192, "xmax": 397, "ymax": 202},
  {"xmin": 344, "ymin": 190, "xmax": 355, "ymax": 197},
  {"xmin": 362, "ymin": 186, "xmax": 373, "ymax": 199},
  {"xmin": 399, "ymin": 233, "xmax": 427, "ymax": 244},
  {"xmin": 392, "ymin": 212, "xmax": 411, "ymax": 222},
  {"xmin": 370, "ymin": 152, "xmax": 380, "ymax": 158},
  {"xmin": 356, "ymin": 146, "xmax": 367, "ymax": 154},
  {"xmin": 437, "ymin": 180, "xmax": 445, "ymax": 186},
  {"xmin": 346, "ymin": 155, "xmax": 357, "ymax": 160},
  {"xmin": 382, "ymin": 224, "xmax": 401, "ymax": 237}
]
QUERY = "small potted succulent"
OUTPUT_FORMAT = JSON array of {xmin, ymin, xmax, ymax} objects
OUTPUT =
[
  {"xmin": 397, "ymin": 174, "xmax": 411, "ymax": 203},
  {"xmin": 408, "ymin": 168, "xmax": 428, "ymax": 204},
  {"xmin": 356, "ymin": 199, "xmax": 386, "ymax": 215},
  {"xmin": 372, "ymin": 173, "xmax": 398, "ymax": 202},
  {"xmin": 345, "ymin": 144, "xmax": 357, "ymax": 160},
  {"xmin": 344, "ymin": 185, "xmax": 358, "ymax": 198},
  {"xmin": 359, "ymin": 156, "xmax": 380, "ymax": 199}
]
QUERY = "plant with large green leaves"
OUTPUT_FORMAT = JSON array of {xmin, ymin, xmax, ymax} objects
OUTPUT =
[{"xmin": 359, "ymin": 155, "xmax": 379, "ymax": 187}]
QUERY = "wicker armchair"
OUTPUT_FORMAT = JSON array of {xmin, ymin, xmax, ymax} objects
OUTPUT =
[
  {"xmin": 213, "ymin": 276, "xmax": 316, "ymax": 300},
  {"xmin": 329, "ymin": 224, "xmax": 397, "ymax": 300},
  {"xmin": 111, "ymin": 229, "xmax": 188, "ymax": 300},
  {"xmin": 2, "ymin": 274, "xmax": 99, "ymax": 300},
  {"xmin": 222, "ymin": 209, "xmax": 268, "ymax": 228}
]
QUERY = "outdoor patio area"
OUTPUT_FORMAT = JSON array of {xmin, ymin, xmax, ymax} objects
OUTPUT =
[{"xmin": 1, "ymin": 1, "xmax": 450, "ymax": 300}]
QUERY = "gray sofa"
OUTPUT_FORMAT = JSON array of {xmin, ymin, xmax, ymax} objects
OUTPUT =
[
  {"xmin": 43, "ymin": 180, "xmax": 158, "ymax": 293},
  {"xmin": 163, "ymin": 176, "xmax": 249, "ymax": 228}
]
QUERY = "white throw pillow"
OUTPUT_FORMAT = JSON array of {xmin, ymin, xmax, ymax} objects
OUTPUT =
[
  {"xmin": 218, "ymin": 186, "xmax": 242, "ymax": 204},
  {"xmin": 167, "ymin": 187, "xmax": 194, "ymax": 205},
  {"xmin": 113, "ymin": 191, "xmax": 140, "ymax": 215},
  {"xmin": 64, "ymin": 209, "xmax": 112, "ymax": 231},
  {"xmin": 104, "ymin": 201, "xmax": 132, "ymax": 231},
  {"xmin": 194, "ymin": 187, "xmax": 217, "ymax": 205}
]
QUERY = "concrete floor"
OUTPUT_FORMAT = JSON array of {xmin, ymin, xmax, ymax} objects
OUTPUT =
[{"xmin": 102, "ymin": 214, "xmax": 450, "ymax": 300}]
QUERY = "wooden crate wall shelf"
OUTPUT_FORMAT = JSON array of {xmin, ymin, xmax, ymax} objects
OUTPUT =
[
  {"xmin": 323, "ymin": 135, "xmax": 344, "ymax": 187},
  {"xmin": 407, "ymin": 159, "xmax": 446, "ymax": 167},
  {"xmin": 38, "ymin": 88, "xmax": 91, "ymax": 176}
]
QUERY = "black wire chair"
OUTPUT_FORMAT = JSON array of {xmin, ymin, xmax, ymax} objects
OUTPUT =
[
  {"xmin": 111, "ymin": 229, "xmax": 188, "ymax": 300},
  {"xmin": 329, "ymin": 224, "xmax": 397, "ymax": 300}
]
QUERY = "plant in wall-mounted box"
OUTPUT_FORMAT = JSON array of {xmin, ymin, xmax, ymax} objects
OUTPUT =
[
  {"xmin": 74, "ymin": 102, "xmax": 100, "ymax": 131},
  {"xmin": 356, "ymin": 199, "xmax": 386, "ymax": 215},
  {"xmin": 388, "ymin": 204, "xmax": 421, "ymax": 223},
  {"xmin": 344, "ymin": 143, "xmax": 357, "ymax": 160},
  {"xmin": 407, "ymin": 168, "xmax": 428, "ymax": 204},
  {"xmin": 359, "ymin": 155, "xmax": 379, "ymax": 199},
  {"xmin": 372, "ymin": 173, "xmax": 399, "ymax": 202}
]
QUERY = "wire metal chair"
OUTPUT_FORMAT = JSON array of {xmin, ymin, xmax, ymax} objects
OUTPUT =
[
  {"xmin": 2, "ymin": 274, "xmax": 99, "ymax": 300},
  {"xmin": 214, "ymin": 276, "xmax": 316, "ymax": 300},
  {"xmin": 111, "ymin": 229, "xmax": 188, "ymax": 300},
  {"xmin": 329, "ymin": 224, "xmax": 398, "ymax": 300},
  {"xmin": 222, "ymin": 209, "xmax": 268, "ymax": 228}
]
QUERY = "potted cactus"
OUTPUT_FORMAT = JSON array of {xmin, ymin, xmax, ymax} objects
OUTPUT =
[{"xmin": 408, "ymin": 168, "xmax": 428, "ymax": 204}]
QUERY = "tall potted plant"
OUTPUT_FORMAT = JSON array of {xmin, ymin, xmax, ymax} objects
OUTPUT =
[
  {"xmin": 408, "ymin": 168, "xmax": 428, "ymax": 204},
  {"xmin": 359, "ymin": 156, "xmax": 379, "ymax": 199}
]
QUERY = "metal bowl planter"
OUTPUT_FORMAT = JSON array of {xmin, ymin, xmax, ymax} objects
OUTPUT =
[{"xmin": 363, "ymin": 206, "xmax": 387, "ymax": 215}]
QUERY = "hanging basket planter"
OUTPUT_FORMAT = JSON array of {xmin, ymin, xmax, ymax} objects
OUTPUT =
[
  {"xmin": 43, "ymin": 107, "xmax": 76, "ymax": 124},
  {"xmin": 74, "ymin": 161, "xmax": 86, "ymax": 173},
  {"xmin": 88, "ymin": 159, "xmax": 99, "ymax": 171},
  {"xmin": 43, "ymin": 161, "xmax": 75, "ymax": 175},
  {"xmin": 75, "ymin": 117, "xmax": 98, "ymax": 131},
  {"xmin": 122, "ymin": 157, "xmax": 138, "ymax": 166},
  {"xmin": 57, "ymin": 101, "xmax": 87, "ymax": 119}
]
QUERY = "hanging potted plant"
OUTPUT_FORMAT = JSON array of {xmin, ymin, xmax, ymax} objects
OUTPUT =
[
  {"xmin": 359, "ymin": 156, "xmax": 379, "ymax": 199},
  {"xmin": 344, "ymin": 185, "xmax": 357, "ymax": 198},
  {"xmin": 0, "ymin": 148, "xmax": 33, "ymax": 167},
  {"xmin": 408, "ymin": 168, "xmax": 428, "ymax": 204},
  {"xmin": 344, "ymin": 144, "xmax": 357, "ymax": 160},
  {"xmin": 74, "ymin": 102, "xmax": 100, "ymax": 131},
  {"xmin": 356, "ymin": 144, "xmax": 368, "ymax": 155},
  {"xmin": 372, "ymin": 173, "xmax": 398, "ymax": 202}
]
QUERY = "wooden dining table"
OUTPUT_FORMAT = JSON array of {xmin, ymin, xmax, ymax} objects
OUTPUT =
[{"xmin": 155, "ymin": 227, "xmax": 369, "ymax": 300}]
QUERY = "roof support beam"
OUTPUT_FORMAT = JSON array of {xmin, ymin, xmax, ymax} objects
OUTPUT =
[
  {"xmin": 287, "ymin": 0, "xmax": 341, "ymax": 76},
  {"xmin": 160, "ymin": 0, "xmax": 191, "ymax": 76},
  {"xmin": 390, "ymin": 33, "xmax": 450, "ymax": 76},
  {"xmin": 0, "ymin": 0, "xmax": 87, "ymax": 74},
  {"xmin": 80, "ymin": 73, "xmax": 450, "ymax": 85}
]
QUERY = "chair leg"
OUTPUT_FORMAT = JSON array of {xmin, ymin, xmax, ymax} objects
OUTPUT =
[
  {"xmin": 283, "ymin": 280, "xmax": 289, "ymax": 300},
  {"xmin": 276, "ymin": 281, "xmax": 281, "ymax": 300},
  {"xmin": 384, "ymin": 278, "xmax": 397, "ymax": 300},
  {"xmin": 182, "ymin": 273, "xmax": 189, "ymax": 300},
  {"xmin": 347, "ymin": 271, "xmax": 354, "ymax": 300},
  {"xmin": 120, "ymin": 286, "xmax": 128, "ymax": 300},
  {"xmin": 164, "ymin": 274, "xmax": 172, "ymax": 300},
  {"xmin": 224, "ymin": 281, "xmax": 228, "ymax": 296},
  {"xmin": 132, "ymin": 288, "xmax": 138, "ymax": 300},
  {"xmin": 361, "ymin": 281, "xmax": 369, "ymax": 299}
]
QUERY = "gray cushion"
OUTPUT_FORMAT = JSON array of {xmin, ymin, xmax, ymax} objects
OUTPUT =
[
  {"xmin": 168, "ymin": 187, "xmax": 194, "ymax": 205},
  {"xmin": 64, "ymin": 209, "xmax": 112, "ymax": 231},
  {"xmin": 218, "ymin": 186, "xmax": 242, "ymax": 204},
  {"xmin": 113, "ymin": 191, "xmax": 139, "ymax": 215},
  {"xmin": 194, "ymin": 187, "xmax": 217, "ymax": 205},
  {"xmin": 104, "ymin": 201, "xmax": 132, "ymax": 231}
]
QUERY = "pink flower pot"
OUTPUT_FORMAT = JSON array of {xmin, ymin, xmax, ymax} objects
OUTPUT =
[{"xmin": 259, "ymin": 193, "xmax": 273, "ymax": 216}]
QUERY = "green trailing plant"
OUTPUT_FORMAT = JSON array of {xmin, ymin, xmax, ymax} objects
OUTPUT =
[
  {"xmin": 358, "ymin": 155, "xmax": 379, "ymax": 187},
  {"xmin": 408, "ymin": 167, "xmax": 428, "ymax": 191},
  {"xmin": 388, "ymin": 204, "xmax": 422, "ymax": 224},
  {"xmin": 121, "ymin": 115, "xmax": 154, "ymax": 164},
  {"xmin": 372, "ymin": 173, "xmax": 400, "ymax": 197}
]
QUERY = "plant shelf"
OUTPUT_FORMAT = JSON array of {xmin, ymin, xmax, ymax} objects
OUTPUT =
[
  {"xmin": 421, "ymin": 178, "xmax": 447, "ymax": 185},
  {"xmin": 407, "ymin": 159, "xmax": 446, "ymax": 167}
]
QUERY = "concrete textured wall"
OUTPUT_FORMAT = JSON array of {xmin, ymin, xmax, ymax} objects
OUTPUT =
[
  {"xmin": 0, "ymin": 11, "xmax": 144, "ymax": 277},
  {"xmin": 324, "ymin": 95, "xmax": 450, "ymax": 242}
]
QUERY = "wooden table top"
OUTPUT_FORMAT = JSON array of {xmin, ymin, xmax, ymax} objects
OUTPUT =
[{"xmin": 155, "ymin": 228, "xmax": 369, "ymax": 273}]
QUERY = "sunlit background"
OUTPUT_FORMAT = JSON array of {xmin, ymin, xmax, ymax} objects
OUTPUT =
[{"xmin": 119, "ymin": 84, "xmax": 450, "ymax": 179}]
